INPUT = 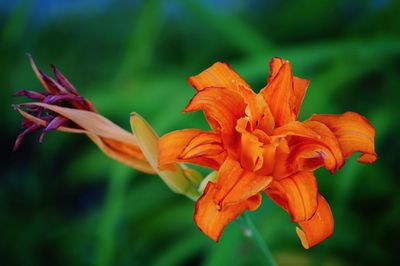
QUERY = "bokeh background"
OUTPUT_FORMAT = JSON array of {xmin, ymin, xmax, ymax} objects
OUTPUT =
[{"xmin": 1, "ymin": 0, "xmax": 400, "ymax": 265}]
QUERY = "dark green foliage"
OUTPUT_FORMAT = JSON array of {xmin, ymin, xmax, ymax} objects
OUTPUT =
[{"xmin": 1, "ymin": 0, "xmax": 399, "ymax": 265}]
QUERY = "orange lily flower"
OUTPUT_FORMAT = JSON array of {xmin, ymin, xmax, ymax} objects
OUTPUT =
[{"xmin": 158, "ymin": 57, "xmax": 377, "ymax": 248}]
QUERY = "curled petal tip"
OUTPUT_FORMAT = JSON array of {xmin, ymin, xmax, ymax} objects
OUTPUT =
[
  {"xmin": 38, "ymin": 131, "xmax": 45, "ymax": 143},
  {"xmin": 295, "ymin": 195, "xmax": 334, "ymax": 249},
  {"xmin": 357, "ymin": 153, "xmax": 377, "ymax": 164},
  {"xmin": 12, "ymin": 138, "xmax": 21, "ymax": 152},
  {"xmin": 296, "ymin": 227, "xmax": 310, "ymax": 249},
  {"xmin": 12, "ymin": 91, "xmax": 24, "ymax": 97},
  {"xmin": 27, "ymin": 53, "xmax": 36, "ymax": 67},
  {"xmin": 26, "ymin": 53, "xmax": 33, "ymax": 63},
  {"xmin": 13, "ymin": 89, "xmax": 46, "ymax": 100}
]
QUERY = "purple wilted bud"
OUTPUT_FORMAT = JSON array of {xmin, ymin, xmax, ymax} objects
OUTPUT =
[
  {"xmin": 12, "ymin": 56, "xmax": 154, "ymax": 174},
  {"xmin": 12, "ymin": 55, "xmax": 96, "ymax": 150}
]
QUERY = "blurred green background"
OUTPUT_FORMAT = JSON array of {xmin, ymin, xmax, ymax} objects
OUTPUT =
[{"xmin": 1, "ymin": 0, "xmax": 400, "ymax": 265}]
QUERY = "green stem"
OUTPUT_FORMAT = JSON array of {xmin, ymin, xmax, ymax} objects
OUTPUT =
[{"xmin": 239, "ymin": 212, "xmax": 277, "ymax": 266}]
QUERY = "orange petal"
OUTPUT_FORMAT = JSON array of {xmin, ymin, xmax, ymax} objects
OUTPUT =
[
  {"xmin": 252, "ymin": 128, "xmax": 272, "ymax": 144},
  {"xmin": 236, "ymin": 116, "xmax": 251, "ymax": 133},
  {"xmin": 240, "ymin": 87, "xmax": 275, "ymax": 134},
  {"xmin": 271, "ymin": 139, "xmax": 294, "ymax": 179},
  {"xmin": 303, "ymin": 120, "xmax": 344, "ymax": 169},
  {"xmin": 158, "ymin": 129, "xmax": 226, "ymax": 171},
  {"xmin": 86, "ymin": 134, "xmax": 154, "ymax": 174},
  {"xmin": 296, "ymin": 194, "xmax": 334, "ymax": 249},
  {"xmin": 236, "ymin": 117, "xmax": 272, "ymax": 170},
  {"xmin": 194, "ymin": 182, "xmax": 262, "ymax": 242},
  {"xmin": 220, "ymin": 172, "xmax": 272, "ymax": 208},
  {"xmin": 261, "ymin": 58, "xmax": 310, "ymax": 126},
  {"xmin": 184, "ymin": 87, "xmax": 246, "ymax": 149},
  {"xmin": 260, "ymin": 58, "xmax": 296, "ymax": 127},
  {"xmin": 287, "ymin": 141, "xmax": 337, "ymax": 174},
  {"xmin": 188, "ymin": 62, "xmax": 250, "ymax": 92},
  {"xmin": 212, "ymin": 158, "xmax": 243, "ymax": 206},
  {"xmin": 239, "ymin": 130, "xmax": 264, "ymax": 172},
  {"xmin": 273, "ymin": 121, "xmax": 344, "ymax": 175},
  {"xmin": 310, "ymin": 112, "xmax": 377, "ymax": 163},
  {"xmin": 293, "ymin": 77, "xmax": 309, "ymax": 117},
  {"xmin": 255, "ymin": 144, "xmax": 277, "ymax": 176},
  {"xmin": 267, "ymin": 57, "xmax": 286, "ymax": 82},
  {"xmin": 188, "ymin": 62, "xmax": 275, "ymax": 133},
  {"xmin": 265, "ymin": 171, "xmax": 318, "ymax": 222},
  {"xmin": 273, "ymin": 121, "xmax": 320, "ymax": 139},
  {"xmin": 212, "ymin": 158, "xmax": 271, "ymax": 209}
]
